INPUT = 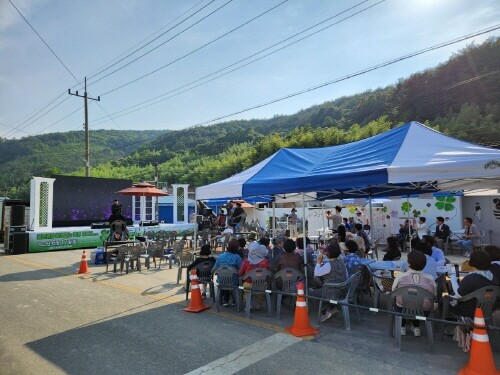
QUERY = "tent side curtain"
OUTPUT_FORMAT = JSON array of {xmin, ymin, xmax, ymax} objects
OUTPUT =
[{"xmin": 195, "ymin": 121, "xmax": 500, "ymax": 201}]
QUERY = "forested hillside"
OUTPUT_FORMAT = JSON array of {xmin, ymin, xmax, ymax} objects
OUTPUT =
[
  {"xmin": 3, "ymin": 38, "xmax": 499, "ymax": 199},
  {"xmin": 0, "ymin": 130, "xmax": 169, "ymax": 197}
]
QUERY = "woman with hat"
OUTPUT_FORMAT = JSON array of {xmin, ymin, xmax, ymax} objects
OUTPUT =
[{"xmin": 239, "ymin": 241, "xmax": 270, "ymax": 310}]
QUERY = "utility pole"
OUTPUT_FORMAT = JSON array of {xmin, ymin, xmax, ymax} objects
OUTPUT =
[
  {"xmin": 68, "ymin": 77, "xmax": 100, "ymax": 177},
  {"xmin": 154, "ymin": 163, "xmax": 159, "ymax": 222}
]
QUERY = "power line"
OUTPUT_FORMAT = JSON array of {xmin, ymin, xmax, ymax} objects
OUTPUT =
[
  {"xmin": 92, "ymin": 0, "xmax": 378, "ymax": 123},
  {"xmin": 190, "ymin": 25, "xmax": 500, "ymax": 127},
  {"xmin": 5, "ymin": 0, "xmax": 208, "ymax": 137},
  {"xmin": 90, "ymin": 0, "xmax": 235, "ymax": 88},
  {"xmin": 8, "ymin": 0, "xmax": 79, "ymax": 82},
  {"xmin": 86, "ymin": 0, "xmax": 218, "ymax": 83}
]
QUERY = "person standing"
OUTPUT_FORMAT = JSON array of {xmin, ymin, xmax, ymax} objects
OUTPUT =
[
  {"xmin": 288, "ymin": 208, "xmax": 298, "ymax": 238},
  {"xmin": 434, "ymin": 216, "xmax": 450, "ymax": 250},
  {"xmin": 456, "ymin": 217, "xmax": 480, "ymax": 257},
  {"xmin": 111, "ymin": 199, "xmax": 122, "ymax": 215},
  {"xmin": 217, "ymin": 209, "xmax": 227, "ymax": 230},
  {"xmin": 231, "ymin": 202, "xmax": 246, "ymax": 231},
  {"xmin": 331, "ymin": 206, "xmax": 343, "ymax": 232}
]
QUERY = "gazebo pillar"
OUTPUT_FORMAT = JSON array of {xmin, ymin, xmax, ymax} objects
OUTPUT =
[
  {"xmin": 30, "ymin": 177, "xmax": 55, "ymax": 231},
  {"xmin": 172, "ymin": 184, "xmax": 189, "ymax": 223}
]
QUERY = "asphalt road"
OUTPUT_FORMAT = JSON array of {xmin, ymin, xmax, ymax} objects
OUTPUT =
[{"xmin": 0, "ymin": 249, "xmax": 498, "ymax": 375}]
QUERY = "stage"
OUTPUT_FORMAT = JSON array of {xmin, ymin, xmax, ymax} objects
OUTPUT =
[{"xmin": 27, "ymin": 223, "xmax": 195, "ymax": 252}]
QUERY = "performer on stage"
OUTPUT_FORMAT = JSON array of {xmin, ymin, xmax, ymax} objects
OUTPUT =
[{"xmin": 111, "ymin": 199, "xmax": 122, "ymax": 215}]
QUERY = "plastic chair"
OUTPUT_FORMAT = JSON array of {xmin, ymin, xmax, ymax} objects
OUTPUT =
[
  {"xmin": 317, "ymin": 272, "xmax": 363, "ymax": 330},
  {"xmin": 186, "ymin": 261, "xmax": 215, "ymax": 301},
  {"xmin": 367, "ymin": 267, "xmax": 395, "ymax": 308},
  {"xmin": 273, "ymin": 268, "xmax": 304, "ymax": 319},
  {"xmin": 176, "ymin": 251, "xmax": 194, "ymax": 284},
  {"xmin": 125, "ymin": 245, "xmax": 143, "ymax": 273},
  {"xmin": 105, "ymin": 245, "xmax": 129, "ymax": 273},
  {"xmin": 240, "ymin": 268, "xmax": 273, "ymax": 319},
  {"xmin": 212, "ymin": 266, "xmax": 241, "ymax": 312},
  {"xmin": 441, "ymin": 285, "xmax": 500, "ymax": 340},
  {"xmin": 387, "ymin": 286, "xmax": 435, "ymax": 352}
]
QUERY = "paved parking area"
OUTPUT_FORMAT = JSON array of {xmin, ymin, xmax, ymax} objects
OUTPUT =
[{"xmin": 0, "ymin": 247, "xmax": 498, "ymax": 374}]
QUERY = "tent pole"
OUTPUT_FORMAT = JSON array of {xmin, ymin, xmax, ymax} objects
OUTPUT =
[
  {"xmin": 321, "ymin": 201, "xmax": 325, "ymax": 235},
  {"xmin": 407, "ymin": 195, "xmax": 412, "ymax": 252},
  {"xmin": 368, "ymin": 196, "xmax": 374, "ymax": 239},
  {"xmin": 272, "ymin": 199, "xmax": 276, "ymax": 238},
  {"xmin": 301, "ymin": 193, "xmax": 308, "ymax": 290},
  {"xmin": 193, "ymin": 199, "xmax": 198, "ymax": 254}
]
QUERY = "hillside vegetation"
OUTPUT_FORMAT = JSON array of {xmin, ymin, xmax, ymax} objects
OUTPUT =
[{"xmin": 3, "ymin": 38, "xmax": 499, "ymax": 199}]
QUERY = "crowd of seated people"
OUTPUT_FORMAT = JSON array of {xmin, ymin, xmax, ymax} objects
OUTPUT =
[{"xmin": 190, "ymin": 220, "xmax": 499, "ymax": 341}]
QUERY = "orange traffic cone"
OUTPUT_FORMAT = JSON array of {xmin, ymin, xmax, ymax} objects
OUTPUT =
[
  {"xmin": 76, "ymin": 250, "xmax": 91, "ymax": 274},
  {"xmin": 183, "ymin": 269, "xmax": 210, "ymax": 313},
  {"xmin": 286, "ymin": 281, "xmax": 319, "ymax": 337},
  {"xmin": 459, "ymin": 308, "xmax": 499, "ymax": 375}
]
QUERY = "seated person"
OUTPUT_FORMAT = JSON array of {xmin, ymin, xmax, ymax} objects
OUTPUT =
[
  {"xmin": 239, "ymin": 241, "xmax": 270, "ymax": 310},
  {"xmin": 484, "ymin": 245, "xmax": 500, "ymax": 283},
  {"xmin": 383, "ymin": 236, "xmax": 402, "ymax": 261},
  {"xmin": 276, "ymin": 239, "xmax": 302, "ymax": 272},
  {"xmin": 109, "ymin": 220, "xmax": 128, "ymax": 241},
  {"xmin": 187, "ymin": 244, "xmax": 216, "ymax": 298},
  {"xmin": 351, "ymin": 224, "xmax": 371, "ymax": 255},
  {"xmin": 447, "ymin": 251, "xmax": 497, "ymax": 319},
  {"xmin": 213, "ymin": 239, "xmax": 243, "ymax": 306},
  {"xmin": 295, "ymin": 236, "xmax": 315, "ymax": 283},
  {"xmin": 397, "ymin": 219, "xmax": 413, "ymax": 251},
  {"xmin": 269, "ymin": 235, "xmax": 286, "ymax": 272},
  {"xmin": 434, "ymin": 216, "xmax": 450, "ymax": 250},
  {"xmin": 423, "ymin": 235, "xmax": 446, "ymax": 267},
  {"xmin": 343, "ymin": 240, "xmax": 362, "ymax": 272},
  {"xmin": 311, "ymin": 243, "xmax": 348, "ymax": 322},
  {"xmin": 414, "ymin": 242, "xmax": 437, "ymax": 280},
  {"xmin": 392, "ymin": 250, "xmax": 436, "ymax": 337},
  {"xmin": 237, "ymin": 237, "xmax": 247, "ymax": 259}
]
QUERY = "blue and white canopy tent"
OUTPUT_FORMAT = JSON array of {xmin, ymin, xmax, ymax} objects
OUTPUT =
[
  {"xmin": 196, "ymin": 122, "xmax": 500, "ymax": 201},
  {"xmin": 195, "ymin": 121, "xmax": 500, "ymax": 282}
]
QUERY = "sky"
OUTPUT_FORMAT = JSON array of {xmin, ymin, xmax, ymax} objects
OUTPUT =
[{"xmin": 0, "ymin": 0, "xmax": 499, "ymax": 139}]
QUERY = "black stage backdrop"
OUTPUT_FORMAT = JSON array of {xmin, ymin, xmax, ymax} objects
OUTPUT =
[{"xmin": 52, "ymin": 176, "xmax": 132, "ymax": 227}]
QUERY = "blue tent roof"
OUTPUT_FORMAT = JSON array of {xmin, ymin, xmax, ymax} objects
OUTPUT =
[{"xmin": 196, "ymin": 122, "xmax": 500, "ymax": 200}]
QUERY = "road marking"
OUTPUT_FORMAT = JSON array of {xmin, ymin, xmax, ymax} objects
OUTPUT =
[{"xmin": 184, "ymin": 333, "xmax": 300, "ymax": 375}]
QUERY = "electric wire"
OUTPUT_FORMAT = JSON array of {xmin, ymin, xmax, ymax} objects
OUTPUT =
[
  {"xmin": 189, "ymin": 25, "xmax": 500, "ymax": 127},
  {"xmin": 97, "ymin": 0, "xmax": 288, "ymax": 95},
  {"xmin": 92, "ymin": 0, "xmax": 373, "ymax": 123},
  {"xmin": 86, "ymin": 0, "xmax": 218, "ymax": 83},
  {"xmin": 5, "ymin": 0, "xmax": 208, "ymax": 136}
]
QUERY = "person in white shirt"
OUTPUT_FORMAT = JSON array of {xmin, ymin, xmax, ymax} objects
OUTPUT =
[
  {"xmin": 288, "ymin": 208, "xmax": 298, "ymax": 238},
  {"xmin": 412, "ymin": 216, "xmax": 428, "ymax": 240}
]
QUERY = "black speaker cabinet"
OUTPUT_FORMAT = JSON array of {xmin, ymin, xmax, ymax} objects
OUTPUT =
[
  {"xmin": 12, "ymin": 232, "xmax": 29, "ymax": 254},
  {"xmin": 203, "ymin": 208, "xmax": 212, "ymax": 217},
  {"xmin": 11, "ymin": 205, "xmax": 25, "ymax": 226}
]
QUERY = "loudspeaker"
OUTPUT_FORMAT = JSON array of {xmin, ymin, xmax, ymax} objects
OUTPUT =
[
  {"xmin": 11, "ymin": 205, "xmax": 25, "ymax": 226},
  {"xmin": 196, "ymin": 215, "xmax": 203, "ymax": 224},
  {"xmin": 285, "ymin": 229, "xmax": 290, "ymax": 237},
  {"xmin": 203, "ymin": 208, "xmax": 212, "ymax": 217},
  {"xmin": 12, "ymin": 232, "xmax": 29, "ymax": 254},
  {"xmin": 91, "ymin": 222, "xmax": 109, "ymax": 229}
]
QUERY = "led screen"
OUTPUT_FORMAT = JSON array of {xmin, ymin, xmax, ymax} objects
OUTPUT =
[{"xmin": 52, "ymin": 176, "xmax": 132, "ymax": 227}]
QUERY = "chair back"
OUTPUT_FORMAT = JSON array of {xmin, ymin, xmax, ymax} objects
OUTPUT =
[
  {"xmin": 273, "ymin": 268, "xmax": 304, "ymax": 293},
  {"xmin": 459, "ymin": 285, "xmax": 500, "ymax": 321},
  {"xmin": 213, "ymin": 266, "xmax": 239, "ymax": 288},
  {"xmin": 242, "ymin": 267, "xmax": 273, "ymax": 291},
  {"xmin": 369, "ymin": 268, "xmax": 394, "ymax": 293},
  {"xmin": 322, "ymin": 271, "xmax": 362, "ymax": 302},
  {"xmin": 388, "ymin": 285, "xmax": 434, "ymax": 316},
  {"xmin": 193, "ymin": 261, "xmax": 215, "ymax": 283},
  {"xmin": 127, "ymin": 245, "xmax": 143, "ymax": 260},
  {"xmin": 178, "ymin": 251, "xmax": 194, "ymax": 267},
  {"xmin": 113, "ymin": 245, "xmax": 130, "ymax": 260},
  {"xmin": 172, "ymin": 241, "xmax": 185, "ymax": 257}
]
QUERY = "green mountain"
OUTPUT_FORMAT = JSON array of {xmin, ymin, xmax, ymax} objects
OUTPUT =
[
  {"xmin": 3, "ymin": 38, "xmax": 499, "ymax": 199},
  {"xmin": 0, "ymin": 130, "xmax": 169, "ymax": 198}
]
